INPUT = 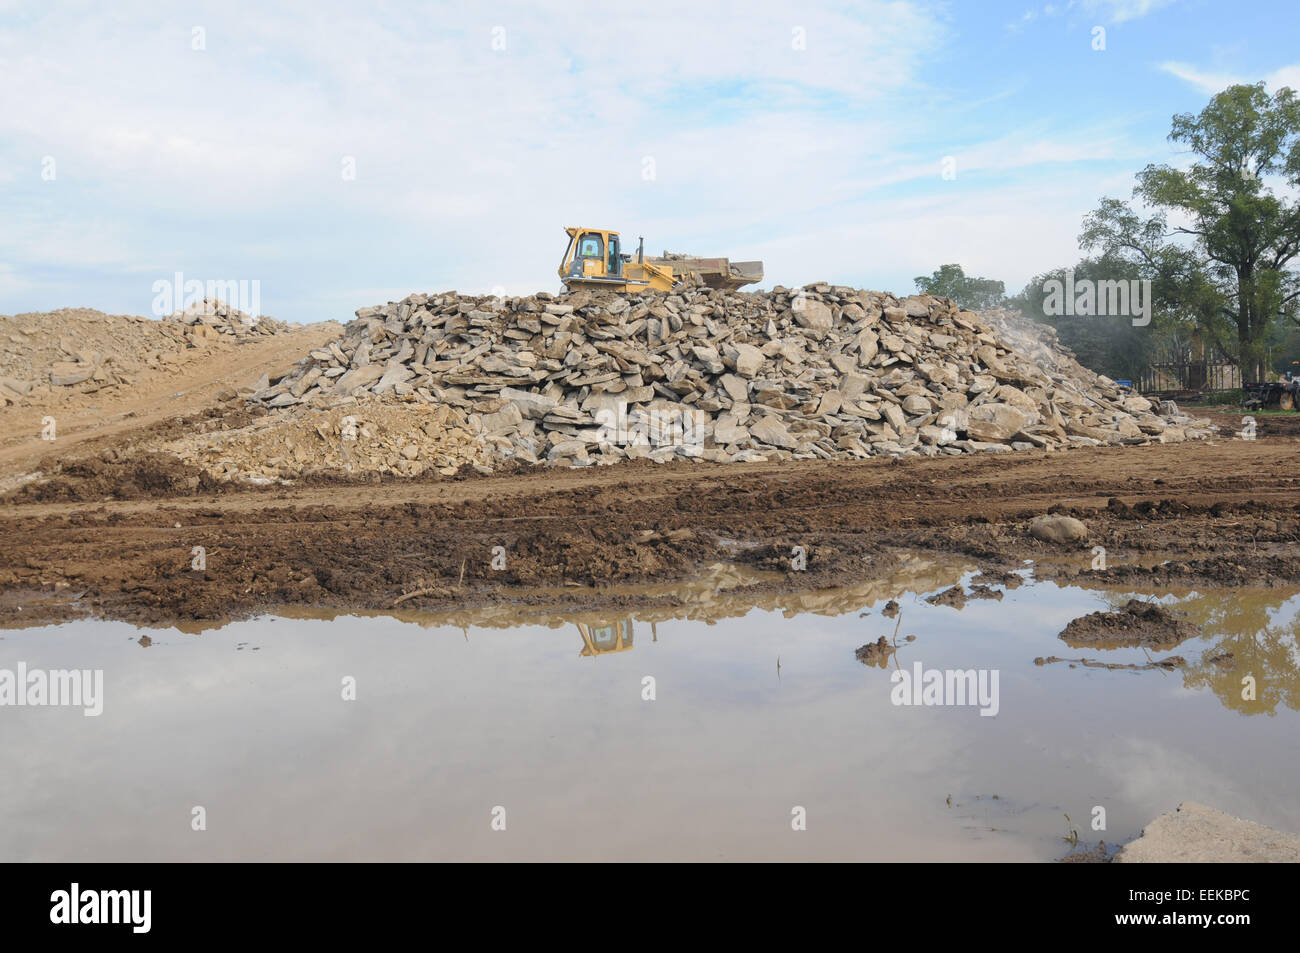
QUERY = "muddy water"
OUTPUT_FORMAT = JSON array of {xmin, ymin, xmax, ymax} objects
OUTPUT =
[{"xmin": 2, "ymin": 560, "xmax": 1298, "ymax": 862}]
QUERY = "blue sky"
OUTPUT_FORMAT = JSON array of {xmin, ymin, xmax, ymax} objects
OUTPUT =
[{"xmin": 2, "ymin": 0, "xmax": 1298, "ymax": 324}]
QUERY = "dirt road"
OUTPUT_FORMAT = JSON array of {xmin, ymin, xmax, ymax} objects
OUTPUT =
[{"xmin": 3, "ymin": 408, "xmax": 1298, "ymax": 627}]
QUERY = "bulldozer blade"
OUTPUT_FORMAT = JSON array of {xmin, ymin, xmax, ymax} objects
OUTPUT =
[{"xmin": 648, "ymin": 254, "xmax": 764, "ymax": 291}]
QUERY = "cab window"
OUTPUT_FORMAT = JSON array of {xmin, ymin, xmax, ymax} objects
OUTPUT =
[{"xmin": 578, "ymin": 235, "xmax": 602, "ymax": 258}]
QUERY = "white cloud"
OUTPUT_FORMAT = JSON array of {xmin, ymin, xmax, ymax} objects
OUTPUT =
[
  {"xmin": 1011, "ymin": 0, "xmax": 1178, "ymax": 30},
  {"xmin": 1265, "ymin": 64, "xmax": 1300, "ymax": 91},
  {"xmin": 0, "ymin": 0, "xmax": 1167, "ymax": 319},
  {"xmin": 1159, "ymin": 60, "xmax": 1300, "ymax": 96},
  {"xmin": 1079, "ymin": 0, "xmax": 1179, "ymax": 23},
  {"xmin": 1158, "ymin": 61, "xmax": 1243, "ymax": 94}
]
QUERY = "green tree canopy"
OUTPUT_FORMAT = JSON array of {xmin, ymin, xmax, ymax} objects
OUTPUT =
[
  {"xmin": 1080, "ymin": 83, "xmax": 1300, "ymax": 382},
  {"xmin": 913, "ymin": 263, "xmax": 1006, "ymax": 311}
]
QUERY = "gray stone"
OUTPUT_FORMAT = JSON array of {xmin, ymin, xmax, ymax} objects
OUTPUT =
[
  {"xmin": 901, "ymin": 394, "xmax": 932, "ymax": 415},
  {"xmin": 881, "ymin": 401, "xmax": 906, "ymax": 431},
  {"xmin": 1028, "ymin": 514, "xmax": 1088, "ymax": 544},
  {"xmin": 966, "ymin": 403, "xmax": 1028, "ymax": 441},
  {"xmin": 719, "ymin": 373, "xmax": 749, "ymax": 403},
  {"xmin": 792, "ymin": 297, "xmax": 834, "ymax": 334},
  {"xmin": 750, "ymin": 415, "xmax": 796, "ymax": 449},
  {"xmin": 501, "ymin": 387, "xmax": 559, "ymax": 418},
  {"xmin": 731, "ymin": 343, "xmax": 764, "ymax": 378},
  {"xmin": 334, "ymin": 364, "xmax": 386, "ymax": 393},
  {"xmin": 49, "ymin": 362, "xmax": 94, "ymax": 386},
  {"xmin": 482, "ymin": 404, "xmax": 524, "ymax": 433}
]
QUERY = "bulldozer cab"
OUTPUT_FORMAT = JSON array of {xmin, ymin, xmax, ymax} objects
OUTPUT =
[
  {"xmin": 563, "ymin": 228, "xmax": 623, "ymax": 281},
  {"xmin": 559, "ymin": 226, "xmax": 675, "ymax": 293}
]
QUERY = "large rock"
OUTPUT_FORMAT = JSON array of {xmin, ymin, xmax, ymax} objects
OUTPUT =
[
  {"xmin": 730, "ymin": 343, "xmax": 764, "ymax": 378},
  {"xmin": 901, "ymin": 394, "xmax": 932, "ymax": 415},
  {"xmin": 713, "ymin": 418, "xmax": 749, "ymax": 445},
  {"xmin": 792, "ymin": 297, "xmax": 834, "ymax": 334},
  {"xmin": 334, "ymin": 365, "xmax": 385, "ymax": 393},
  {"xmin": 1028, "ymin": 514, "xmax": 1088, "ymax": 543},
  {"xmin": 856, "ymin": 329, "xmax": 879, "ymax": 365},
  {"xmin": 966, "ymin": 403, "xmax": 1028, "ymax": 441},
  {"xmin": 481, "ymin": 403, "xmax": 524, "ymax": 433},
  {"xmin": 501, "ymin": 387, "xmax": 558, "ymax": 418},
  {"xmin": 49, "ymin": 362, "xmax": 95, "ymax": 386},
  {"xmin": 749, "ymin": 415, "xmax": 796, "ymax": 449},
  {"xmin": 719, "ymin": 374, "xmax": 749, "ymax": 403}
]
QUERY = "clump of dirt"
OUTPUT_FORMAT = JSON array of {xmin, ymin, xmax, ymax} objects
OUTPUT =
[
  {"xmin": 1205, "ymin": 650, "xmax": 1235, "ymax": 668},
  {"xmin": 970, "ymin": 569, "xmax": 1023, "ymax": 589},
  {"xmin": 881, "ymin": 599, "xmax": 900, "ymax": 618},
  {"xmin": 855, "ymin": 637, "xmax": 895, "ymax": 667},
  {"xmin": 926, "ymin": 585, "xmax": 966, "ymax": 608},
  {"xmin": 1058, "ymin": 841, "xmax": 1114, "ymax": 863},
  {"xmin": 1057, "ymin": 599, "xmax": 1200, "ymax": 650},
  {"xmin": 12, "ymin": 453, "xmax": 212, "ymax": 501},
  {"xmin": 734, "ymin": 542, "xmax": 843, "ymax": 577}
]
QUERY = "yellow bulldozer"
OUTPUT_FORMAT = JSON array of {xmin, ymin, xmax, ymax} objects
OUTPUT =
[{"xmin": 558, "ymin": 225, "xmax": 763, "ymax": 294}]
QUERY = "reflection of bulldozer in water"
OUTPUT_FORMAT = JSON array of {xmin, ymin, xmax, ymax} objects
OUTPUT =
[{"xmin": 574, "ymin": 618, "xmax": 646, "ymax": 657}]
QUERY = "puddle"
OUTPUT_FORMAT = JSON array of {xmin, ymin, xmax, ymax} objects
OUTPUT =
[{"xmin": 2, "ymin": 561, "xmax": 1298, "ymax": 861}]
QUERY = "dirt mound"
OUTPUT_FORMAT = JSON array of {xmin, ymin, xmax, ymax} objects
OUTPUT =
[
  {"xmin": 1057, "ymin": 599, "xmax": 1201, "ymax": 649},
  {"xmin": 1115, "ymin": 802, "xmax": 1300, "ymax": 863},
  {"xmin": 2, "ymin": 308, "xmax": 187, "ymax": 407},
  {"xmin": 157, "ymin": 402, "xmax": 497, "ymax": 483},
  {"xmin": 0, "ymin": 301, "xmax": 296, "ymax": 410},
  {"xmin": 12, "ymin": 452, "xmax": 210, "ymax": 502}
]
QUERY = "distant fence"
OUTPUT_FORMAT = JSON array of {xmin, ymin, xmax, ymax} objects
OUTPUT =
[{"xmin": 1138, "ymin": 360, "xmax": 1240, "ymax": 395}]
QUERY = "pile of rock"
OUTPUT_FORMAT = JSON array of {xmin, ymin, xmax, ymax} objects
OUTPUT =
[
  {"xmin": 168, "ymin": 297, "xmax": 287, "ymax": 340},
  {"xmin": 1, "ymin": 310, "xmax": 191, "ymax": 404},
  {"xmin": 249, "ymin": 281, "xmax": 1217, "ymax": 467},
  {"xmin": 0, "ymin": 301, "xmax": 296, "ymax": 407}
]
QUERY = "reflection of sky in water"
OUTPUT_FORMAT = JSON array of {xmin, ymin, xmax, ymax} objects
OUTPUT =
[{"xmin": 1, "ymin": 576, "xmax": 1297, "ymax": 862}]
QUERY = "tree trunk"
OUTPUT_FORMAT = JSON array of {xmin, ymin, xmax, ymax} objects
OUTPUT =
[{"xmin": 1238, "ymin": 267, "xmax": 1264, "ymax": 383}]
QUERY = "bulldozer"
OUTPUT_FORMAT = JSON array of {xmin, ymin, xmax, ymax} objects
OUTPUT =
[{"xmin": 558, "ymin": 226, "xmax": 763, "ymax": 294}]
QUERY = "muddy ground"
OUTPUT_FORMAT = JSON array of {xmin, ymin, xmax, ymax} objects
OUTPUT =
[{"xmin": 2, "ymin": 401, "xmax": 1298, "ymax": 628}]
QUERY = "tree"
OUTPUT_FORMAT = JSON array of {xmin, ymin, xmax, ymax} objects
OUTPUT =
[
  {"xmin": 913, "ymin": 263, "xmax": 1006, "ymax": 310},
  {"xmin": 1081, "ymin": 83, "xmax": 1300, "ymax": 382},
  {"xmin": 1274, "ymin": 325, "xmax": 1300, "ymax": 377},
  {"xmin": 1010, "ymin": 256, "xmax": 1157, "ymax": 381}
]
